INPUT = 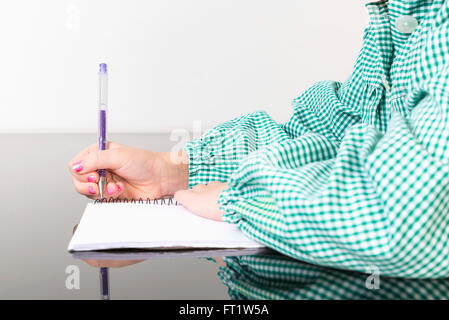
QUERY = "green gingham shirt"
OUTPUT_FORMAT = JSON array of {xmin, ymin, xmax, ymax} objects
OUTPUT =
[{"xmin": 185, "ymin": 0, "xmax": 449, "ymax": 279}]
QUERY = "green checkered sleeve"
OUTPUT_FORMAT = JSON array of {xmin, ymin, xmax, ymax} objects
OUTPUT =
[{"xmin": 184, "ymin": 111, "xmax": 296, "ymax": 189}]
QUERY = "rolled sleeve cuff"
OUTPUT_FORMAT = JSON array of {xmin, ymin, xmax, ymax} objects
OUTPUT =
[
  {"xmin": 218, "ymin": 186, "xmax": 242, "ymax": 224},
  {"xmin": 184, "ymin": 138, "xmax": 239, "ymax": 189}
]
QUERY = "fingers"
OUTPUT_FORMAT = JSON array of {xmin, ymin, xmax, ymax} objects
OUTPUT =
[
  {"xmin": 173, "ymin": 184, "xmax": 207, "ymax": 203},
  {"xmin": 72, "ymin": 176, "xmax": 125, "ymax": 199},
  {"xmin": 73, "ymin": 172, "xmax": 99, "ymax": 184},
  {"xmin": 68, "ymin": 148, "xmax": 124, "ymax": 176},
  {"xmin": 69, "ymin": 142, "xmax": 131, "ymax": 200},
  {"xmin": 105, "ymin": 182, "xmax": 116, "ymax": 196},
  {"xmin": 174, "ymin": 189, "xmax": 196, "ymax": 209},
  {"xmin": 72, "ymin": 177, "xmax": 99, "ymax": 198},
  {"xmin": 207, "ymin": 181, "xmax": 222, "ymax": 186},
  {"xmin": 104, "ymin": 181, "xmax": 124, "ymax": 198},
  {"xmin": 174, "ymin": 188, "xmax": 210, "ymax": 218},
  {"xmin": 191, "ymin": 184, "xmax": 207, "ymax": 192},
  {"xmin": 190, "ymin": 182, "xmax": 221, "ymax": 191},
  {"xmin": 174, "ymin": 182, "xmax": 226, "ymax": 221}
]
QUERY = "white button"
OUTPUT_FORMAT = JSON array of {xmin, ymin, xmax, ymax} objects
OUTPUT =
[{"xmin": 395, "ymin": 15, "xmax": 418, "ymax": 34}]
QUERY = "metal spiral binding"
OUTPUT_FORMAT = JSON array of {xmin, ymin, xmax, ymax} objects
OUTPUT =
[{"xmin": 94, "ymin": 197, "xmax": 178, "ymax": 205}]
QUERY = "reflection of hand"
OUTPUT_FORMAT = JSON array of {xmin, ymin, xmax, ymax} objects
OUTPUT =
[
  {"xmin": 210, "ymin": 257, "xmax": 227, "ymax": 267},
  {"xmin": 217, "ymin": 253, "xmax": 449, "ymax": 300},
  {"xmin": 72, "ymin": 224, "xmax": 144, "ymax": 268},
  {"xmin": 82, "ymin": 259, "xmax": 144, "ymax": 269}
]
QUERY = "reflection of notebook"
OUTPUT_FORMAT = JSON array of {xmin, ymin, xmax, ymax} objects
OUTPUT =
[{"xmin": 68, "ymin": 199, "xmax": 264, "ymax": 252}]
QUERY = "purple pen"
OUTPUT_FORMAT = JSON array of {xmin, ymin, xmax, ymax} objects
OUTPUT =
[
  {"xmin": 98, "ymin": 63, "xmax": 110, "ymax": 300},
  {"xmin": 98, "ymin": 63, "xmax": 108, "ymax": 199}
]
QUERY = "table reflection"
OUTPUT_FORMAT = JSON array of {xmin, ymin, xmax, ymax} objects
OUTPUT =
[
  {"xmin": 216, "ymin": 253, "xmax": 449, "ymax": 300},
  {"xmin": 73, "ymin": 249, "xmax": 449, "ymax": 300}
]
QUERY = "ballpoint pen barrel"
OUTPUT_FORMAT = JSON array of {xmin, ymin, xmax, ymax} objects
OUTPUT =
[
  {"xmin": 98, "ymin": 63, "xmax": 108, "ymax": 198},
  {"xmin": 98, "ymin": 109, "xmax": 107, "ymax": 198}
]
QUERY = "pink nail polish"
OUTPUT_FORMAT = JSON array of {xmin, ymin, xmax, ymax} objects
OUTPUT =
[
  {"xmin": 107, "ymin": 186, "xmax": 114, "ymax": 195},
  {"xmin": 72, "ymin": 161, "xmax": 83, "ymax": 173},
  {"xmin": 88, "ymin": 175, "xmax": 96, "ymax": 183},
  {"xmin": 88, "ymin": 186, "xmax": 96, "ymax": 194}
]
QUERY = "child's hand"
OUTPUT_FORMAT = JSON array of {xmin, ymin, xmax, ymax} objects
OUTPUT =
[
  {"xmin": 69, "ymin": 142, "xmax": 189, "ymax": 200},
  {"xmin": 174, "ymin": 181, "xmax": 228, "ymax": 221}
]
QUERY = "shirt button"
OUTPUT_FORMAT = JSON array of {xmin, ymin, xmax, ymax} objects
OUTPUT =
[
  {"xmin": 381, "ymin": 74, "xmax": 390, "ymax": 91},
  {"xmin": 395, "ymin": 15, "xmax": 418, "ymax": 34}
]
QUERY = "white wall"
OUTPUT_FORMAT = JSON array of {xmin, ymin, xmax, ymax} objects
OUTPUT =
[{"xmin": 0, "ymin": 0, "xmax": 367, "ymax": 133}]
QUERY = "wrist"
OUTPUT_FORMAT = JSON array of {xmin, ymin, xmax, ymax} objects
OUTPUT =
[{"xmin": 161, "ymin": 150, "xmax": 189, "ymax": 196}]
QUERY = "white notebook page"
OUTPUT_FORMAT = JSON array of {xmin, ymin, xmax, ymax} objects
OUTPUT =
[{"xmin": 68, "ymin": 203, "xmax": 264, "ymax": 251}]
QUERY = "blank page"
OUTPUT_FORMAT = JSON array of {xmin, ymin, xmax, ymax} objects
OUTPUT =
[{"xmin": 68, "ymin": 203, "xmax": 264, "ymax": 251}]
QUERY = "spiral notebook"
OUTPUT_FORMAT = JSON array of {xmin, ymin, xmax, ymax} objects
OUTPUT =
[{"xmin": 68, "ymin": 198, "xmax": 264, "ymax": 252}]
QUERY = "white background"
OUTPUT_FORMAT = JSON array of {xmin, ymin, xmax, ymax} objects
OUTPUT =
[{"xmin": 0, "ymin": 0, "xmax": 367, "ymax": 133}]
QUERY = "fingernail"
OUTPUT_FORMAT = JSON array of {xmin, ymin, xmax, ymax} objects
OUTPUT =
[
  {"xmin": 88, "ymin": 186, "xmax": 96, "ymax": 194},
  {"xmin": 107, "ymin": 186, "xmax": 115, "ymax": 195},
  {"xmin": 72, "ymin": 161, "xmax": 83, "ymax": 173},
  {"xmin": 117, "ymin": 184, "xmax": 122, "ymax": 192},
  {"xmin": 88, "ymin": 175, "xmax": 96, "ymax": 183}
]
